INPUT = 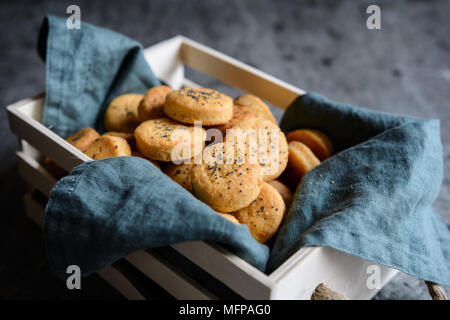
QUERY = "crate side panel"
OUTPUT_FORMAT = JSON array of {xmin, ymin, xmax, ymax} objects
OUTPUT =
[
  {"xmin": 271, "ymin": 247, "xmax": 399, "ymax": 300},
  {"xmin": 180, "ymin": 38, "xmax": 304, "ymax": 110},
  {"xmin": 143, "ymin": 36, "xmax": 185, "ymax": 89},
  {"xmin": 172, "ymin": 242, "xmax": 274, "ymax": 299}
]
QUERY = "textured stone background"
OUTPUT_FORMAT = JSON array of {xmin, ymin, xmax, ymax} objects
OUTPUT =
[{"xmin": 0, "ymin": 0, "xmax": 448, "ymax": 299}]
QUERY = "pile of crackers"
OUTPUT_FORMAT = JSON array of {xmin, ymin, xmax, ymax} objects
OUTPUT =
[{"xmin": 45, "ymin": 86, "xmax": 333, "ymax": 244}]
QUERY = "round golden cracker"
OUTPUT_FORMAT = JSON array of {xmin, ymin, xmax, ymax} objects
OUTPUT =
[
  {"xmin": 218, "ymin": 213, "xmax": 240, "ymax": 224},
  {"xmin": 163, "ymin": 163, "xmax": 194, "ymax": 192},
  {"xmin": 138, "ymin": 85, "xmax": 172, "ymax": 121},
  {"xmin": 66, "ymin": 127, "xmax": 100, "ymax": 152},
  {"xmin": 215, "ymin": 104, "xmax": 256, "ymax": 135},
  {"xmin": 45, "ymin": 127, "xmax": 100, "ymax": 177},
  {"xmin": 233, "ymin": 182, "xmax": 285, "ymax": 243},
  {"xmin": 268, "ymin": 180, "xmax": 293, "ymax": 213},
  {"xmin": 234, "ymin": 95, "xmax": 277, "ymax": 124},
  {"xmin": 191, "ymin": 142, "xmax": 262, "ymax": 212},
  {"xmin": 286, "ymin": 129, "xmax": 333, "ymax": 161},
  {"xmin": 134, "ymin": 117, "xmax": 205, "ymax": 162},
  {"xmin": 103, "ymin": 131, "xmax": 136, "ymax": 150},
  {"xmin": 284, "ymin": 141, "xmax": 321, "ymax": 188},
  {"xmin": 104, "ymin": 93, "xmax": 143, "ymax": 132},
  {"xmin": 85, "ymin": 135, "xmax": 131, "ymax": 160},
  {"xmin": 226, "ymin": 117, "xmax": 288, "ymax": 182},
  {"xmin": 164, "ymin": 88, "xmax": 233, "ymax": 125}
]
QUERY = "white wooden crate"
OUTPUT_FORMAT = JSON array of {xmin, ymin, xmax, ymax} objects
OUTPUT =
[{"xmin": 7, "ymin": 36, "xmax": 398, "ymax": 299}]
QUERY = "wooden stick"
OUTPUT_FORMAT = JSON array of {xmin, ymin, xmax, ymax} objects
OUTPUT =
[
  {"xmin": 425, "ymin": 281, "xmax": 447, "ymax": 300},
  {"xmin": 311, "ymin": 283, "xmax": 348, "ymax": 300}
]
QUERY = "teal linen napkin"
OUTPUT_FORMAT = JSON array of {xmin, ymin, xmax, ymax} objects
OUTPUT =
[
  {"xmin": 41, "ymin": 16, "xmax": 450, "ymax": 285},
  {"xmin": 268, "ymin": 94, "xmax": 450, "ymax": 286},
  {"xmin": 45, "ymin": 157, "xmax": 269, "ymax": 278},
  {"xmin": 38, "ymin": 15, "xmax": 160, "ymax": 137}
]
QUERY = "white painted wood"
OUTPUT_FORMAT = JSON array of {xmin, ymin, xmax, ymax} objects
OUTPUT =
[
  {"xmin": 127, "ymin": 250, "xmax": 216, "ymax": 300},
  {"xmin": 172, "ymin": 241, "xmax": 274, "ymax": 300},
  {"xmin": 269, "ymin": 246, "xmax": 398, "ymax": 299},
  {"xmin": 16, "ymin": 150, "xmax": 57, "ymax": 198},
  {"xmin": 178, "ymin": 36, "xmax": 305, "ymax": 109},
  {"xmin": 96, "ymin": 266, "xmax": 146, "ymax": 300},
  {"xmin": 7, "ymin": 96, "xmax": 91, "ymax": 172},
  {"xmin": 143, "ymin": 36, "xmax": 185, "ymax": 89},
  {"xmin": 6, "ymin": 93, "xmax": 45, "ymax": 122},
  {"xmin": 7, "ymin": 36, "xmax": 399, "ymax": 300}
]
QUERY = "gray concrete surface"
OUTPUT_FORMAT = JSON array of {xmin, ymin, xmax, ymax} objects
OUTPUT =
[{"xmin": 0, "ymin": 0, "xmax": 449, "ymax": 299}]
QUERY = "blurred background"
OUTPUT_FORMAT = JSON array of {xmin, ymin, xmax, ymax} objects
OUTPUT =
[{"xmin": 1, "ymin": 0, "xmax": 449, "ymax": 299}]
